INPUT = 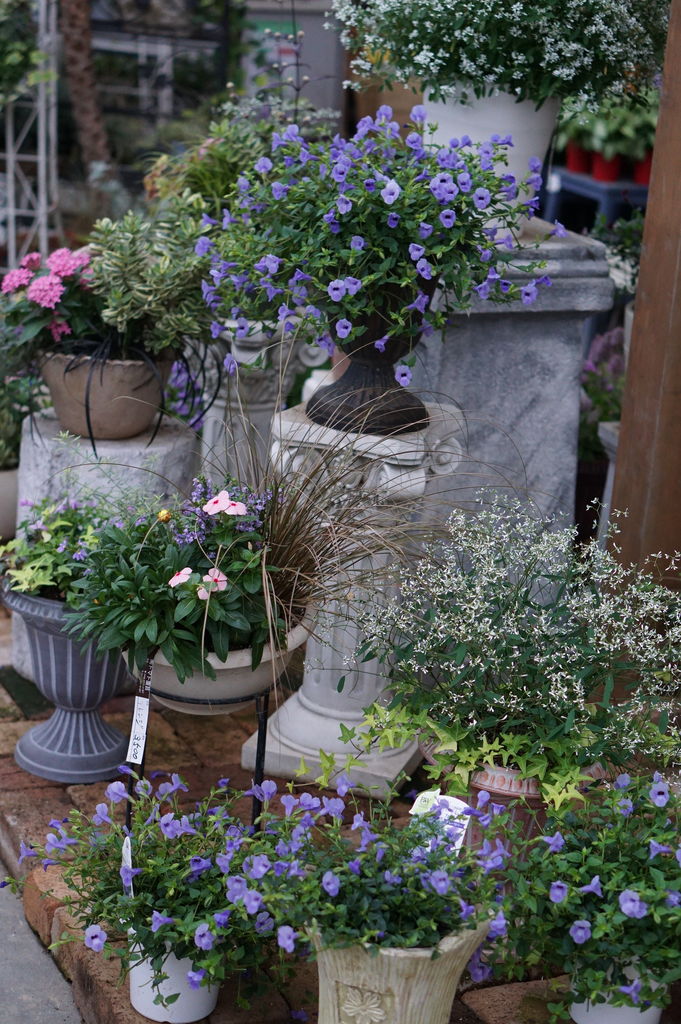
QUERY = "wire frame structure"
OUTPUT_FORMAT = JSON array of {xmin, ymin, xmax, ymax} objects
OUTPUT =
[{"xmin": 0, "ymin": 0, "xmax": 60, "ymax": 270}]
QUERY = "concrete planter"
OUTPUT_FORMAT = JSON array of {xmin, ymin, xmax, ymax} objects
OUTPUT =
[
  {"xmin": 3, "ymin": 587, "xmax": 129, "ymax": 782},
  {"xmin": 0, "ymin": 467, "xmax": 17, "ymax": 541}
]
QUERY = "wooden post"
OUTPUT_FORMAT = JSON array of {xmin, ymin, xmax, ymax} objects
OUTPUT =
[{"xmin": 610, "ymin": 0, "xmax": 681, "ymax": 570}]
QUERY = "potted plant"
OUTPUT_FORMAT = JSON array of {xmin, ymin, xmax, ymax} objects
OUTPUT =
[
  {"xmin": 0, "ymin": 369, "xmax": 36, "ymax": 540},
  {"xmin": 353, "ymin": 499, "xmax": 681, "ymax": 821},
  {"xmin": 0, "ymin": 496, "xmax": 129, "ymax": 782},
  {"xmin": 6, "ymin": 771, "xmax": 280, "ymax": 1022},
  {"xmin": 556, "ymin": 91, "xmax": 659, "ymax": 183},
  {"xmin": 202, "ymin": 103, "xmax": 547, "ymax": 436},
  {"xmin": 221, "ymin": 777, "xmax": 509, "ymax": 1024},
  {"xmin": 0, "ymin": 0, "xmax": 42, "ymax": 108},
  {"xmin": 498, "ymin": 774, "xmax": 681, "ymax": 1022},
  {"xmin": 328, "ymin": 0, "xmax": 667, "ymax": 181}
]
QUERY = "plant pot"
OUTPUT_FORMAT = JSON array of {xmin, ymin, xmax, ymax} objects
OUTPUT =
[
  {"xmin": 426, "ymin": 90, "xmax": 560, "ymax": 196},
  {"xmin": 129, "ymin": 949, "xmax": 218, "ymax": 1023},
  {"xmin": 591, "ymin": 154, "xmax": 622, "ymax": 182},
  {"xmin": 41, "ymin": 352, "xmax": 172, "ymax": 440},
  {"xmin": 0, "ymin": 466, "xmax": 17, "ymax": 541},
  {"xmin": 305, "ymin": 301, "xmax": 431, "ymax": 436},
  {"xmin": 570, "ymin": 967, "xmax": 665, "ymax": 1024},
  {"xmin": 310, "ymin": 923, "xmax": 489, "ymax": 1024},
  {"xmin": 633, "ymin": 151, "xmax": 653, "ymax": 185},
  {"xmin": 2, "ymin": 586, "xmax": 129, "ymax": 782},
  {"xmin": 566, "ymin": 142, "xmax": 592, "ymax": 174},
  {"xmin": 150, "ymin": 616, "xmax": 311, "ymax": 715}
]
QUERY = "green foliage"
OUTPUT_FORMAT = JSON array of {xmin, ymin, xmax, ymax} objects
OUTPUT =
[
  {"xmin": 592, "ymin": 209, "xmax": 645, "ymax": 295},
  {"xmin": 0, "ymin": 495, "xmax": 110, "ymax": 601},
  {"xmin": 87, "ymin": 209, "xmax": 213, "ymax": 357},
  {"xmin": 357, "ymin": 498, "xmax": 681, "ymax": 800},
  {"xmin": 0, "ymin": 0, "xmax": 42, "ymax": 108},
  {"xmin": 557, "ymin": 91, "xmax": 659, "ymax": 161},
  {"xmin": 498, "ymin": 775, "xmax": 681, "ymax": 1019},
  {"xmin": 0, "ymin": 371, "xmax": 36, "ymax": 469}
]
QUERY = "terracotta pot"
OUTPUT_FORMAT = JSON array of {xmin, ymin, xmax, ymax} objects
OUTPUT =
[
  {"xmin": 41, "ymin": 352, "xmax": 172, "ymax": 440},
  {"xmin": 591, "ymin": 154, "xmax": 622, "ymax": 182},
  {"xmin": 0, "ymin": 467, "xmax": 17, "ymax": 541},
  {"xmin": 633, "ymin": 151, "xmax": 653, "ymax": 185},
  {"xmin": 566, "ymin": 142, "xmax": 592, "ymax": 174},
  {"xmin": 310, "ymin": 923, "xmax": 489, "ymax": 1024},
  {"xmin": 150, "ymin": 616, "xmax": 311, "ymax": 715}
]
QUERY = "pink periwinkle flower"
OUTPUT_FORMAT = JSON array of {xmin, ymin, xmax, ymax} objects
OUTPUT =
[
  {"xmin": 202, "ymin": 490, "xmax": 247, "ymax": 516},
  {"xmin": 202, "ymin": 567, "xmax": 228, "ymax": 592},
  {"xmin": 26, "ymin": 273, "xmax": 65, "ymax": 309},
  {"xmin": 168, "ymin": 567, "xmax": 192, "ymax": 588}
]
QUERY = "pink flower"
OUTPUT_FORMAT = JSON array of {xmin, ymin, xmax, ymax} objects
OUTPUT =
[
  {"xmin": 202, "ymin": 490, "xmax": 247, "ymax": 516},
  {"xmin": 49, "ymin": 319, "xmax": 72, "ymax": 342},
  {"xmin": 20, "ymin": 252, "xmax": 42, "ymax": 270},
  {"xmin": 197, "ymin": 585, "xmax": 210, "ymax": 601},
  {"xmin": 168, "ymin": 567, "xmax": 192, "ymax": 588},
  {"xmin": 1, "ymin": 267, "xmax": 33, "ymax": 294},
  {"xmin": 46, "ymin": 247, "xmax": 90, "ymax": 277},
  {"xmin": 26, "ymin": 273, "xmax": 65, "ymax": 309},
  {"xmin": 203, "ymin": 568, "xmax": 228, "ymax": 592}
]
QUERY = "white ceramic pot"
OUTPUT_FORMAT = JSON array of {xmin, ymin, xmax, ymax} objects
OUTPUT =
[
  {"xmin": 150, "ymin": 616, "xmax": 311, "ymax": 715},
  {"xmin": 427, "ymin": 90, "xmax": 560, "ymax": 195},
  {"xmin": 129, "ymin": 950, "xmax": 218, "ymax": 1023},
  {"xmin": 571, "ymin": 967, "xmax": 664, "ymax": 1024},
  {"xmin": 0, "ymin": 467, "xmax": 18, "ymax": 540},
  {"xmin": 311, "ymin": 923, "xmax": 489, "ymax": 1024}
]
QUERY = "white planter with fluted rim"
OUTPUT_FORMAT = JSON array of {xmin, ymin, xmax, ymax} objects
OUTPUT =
[
  {"xmin": 150, "ymin": 616, "xmax": 311, "ymax": 715},
  {"xmin": 129, "ymin": 949, "xmax": 218, "ymax": 1023},
  {"xmin": 427, "ymin": 91, "xmax": 560, "ymax": 193}
]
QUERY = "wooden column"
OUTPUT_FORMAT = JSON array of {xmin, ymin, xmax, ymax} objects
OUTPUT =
[{"xmin": 610, "ymin": 0, "xmax": 681, "ymax": 570}]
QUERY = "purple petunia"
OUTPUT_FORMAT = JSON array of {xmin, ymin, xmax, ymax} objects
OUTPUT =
[
  {"xmin": 119, "ymin": 865, "xmax": 141, "ymax": 889},
  {"xmin": 194, "ymin": 236, "xmax": 214, "ymax": 257},
  {"xmin": 337, "ymin": 195, "xmax": 352, "ymax": 215},
  {"xmin": 321, "ymin": 796, "xmax": 345, "ymax": 818},
  {"xmin": 410, "ymin": 104, "xmax": 427, "ymax": 124},
  {"xmin": 569, "ymin": 920, "xmax": 591, "ymax": 945},
  {"xmin": 271, "ymin": 182, "xmax": 289, "ymax": 200},
  {"xmin": 151, "ymin": 911, "xmax": 175, "ymax": 933},
  {"xmin": 254, "ymin": 156, "xmax": 273, "ymax": 174},
  {"xmin": 243, "ymin": 889, "xmax": 264, "ymax": 915},
  {"xmin": 488, "ymin": 910, "xmax": 506, "ymax": 939},
  {"xmin": 187, "ymin": 969, "xmax": 206, "ymax": 990},
  {"xmin": 336, "ymin": 319, "xmax": 352, "ymax": 339},
  {"xmin": 213, "ymin": 910, "xmax": 231, "ymax": 927},
  {"xmin": 105, "ymin": 781, "xmax": 129, "ymax": 803},
  {"xmin": 619, "ymin": 890, "xmax": 648, "ymax": 919},
  {"xmin": 521, "ymin": 282, "xmax": 538, "ymax": 305},
  {"xmin": 92, "ymin": 804, "xmax": 113, "ymax": 827},
  {"xmin": 194, "ymin": 923, "xmax": 214, "ymax": 950},
  {"xmin": 579, "ymin": 876, "xmax": 603, "ymax": 897},
  {"xmin": 550, "ymin": 881, "xmax": 569, "ymax": 903},
  {"xmin": 649, "ymin": 779, "xmax": 670, "ymax": 807},
  {"xmin": 395, "ymin": 365, "xmax": 412, "ymax": 387},
  {"xmin": 387, "ymin": 212, "xmax": 400, "ymax": 227},
  {"xmin": 84, "ymin": 924, "xmax": 107, "ymax": 952},
  {"xmin": 419, "ymin": 222, "xmax": 433, "ymax": 239},
  {"xmin": 619, "ymin": 979, "xmax": 642, "ymax": 1005},
  {"xmin": 649, "ymin": 839, "xmax": 672, "ymax": 859},
  {"xmin": 473, "ymin": 188, "xmax": 491, "ymax": 211},
  {"xmin": 415, "ymin": 258, "xmax": 433, "ymax": 280},
  {"xmin": 380, "ymin": 180, "xmax": 401, "ymax": 205},
  {"xmin": 614, "ymin": 773, "xmax": 631, "ymax": 790},
  {"xmin": 350, "ymin": 235, "xmax": 365, "ymax": 250},
  {"xmin": 277, "ymin": 925, "xmax": 297, "ymax": 953},
  {"xmin": 322, "ymin": 871, "xmax": 340, "ymax": 897},
  {"xmin": 428, "ymin": 870, "xmax": 450, "ymax": 895},
  {"xmin": 327, "ymin": 279, "xmax": 347, "ymax": 301},
  {"xmin": 440, "ymin": 209, "xmax": 456, "ymax": 228},
  {"xmin": 374, "ymin": 335, "xmax": 388, "ymax": 353},
  {"xmin": 408, "ymin": 243, "xmax": 425, "ymax": 261},
  {"xmin": 345, "ymin": 276, "xmax": 362, "ymax": 296}
]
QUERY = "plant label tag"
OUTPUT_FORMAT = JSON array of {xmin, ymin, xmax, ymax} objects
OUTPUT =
[
  {"xmin": 121, "ymin": 835, "xmax": 134, "ymax": 897},
  {"xmin": 431, "ymin": 794, "xmax": 470, "ymax": 852},
  {"xmin": 409, "ymin": 789, "xmax": 441, "ymax": 815},
  {"xmin": 126, "ymin": 696, "xmax": 149, "ymax": 766}
]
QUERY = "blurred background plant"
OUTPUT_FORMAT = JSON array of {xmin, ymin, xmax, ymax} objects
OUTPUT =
[
  {"xmin": 556, "ymin": 90, "xmax": 659, "ymax": 164},
  {"xmin": 591, "ymin": 208, "xmax": 645, "ymax": 296},
  {"xmin": 578, "ymin": 327, "xmax": 625, "ymax": 463},
  {"xmin": 0, "ymin": 371, "xmax": 38, "ymax": 470},
  {"xmin": 0, "ymin": 0, "xmax": 43, "ymax": 108}
]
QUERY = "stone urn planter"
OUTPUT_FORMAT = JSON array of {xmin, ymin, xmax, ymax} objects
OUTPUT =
[
  {"xmin": 150, "ymin": 616, "xmax": 311, "ymax": 715},
  {"xmin": 41, "ymin": 352, "xmax": 172, "ymax": 440},
  {"xmin": 311, "ymin": 923, "xmax": 489, "ymax": 1024},
  {"xmin": 2, "ymin": 587, "xmax": 129, "ymax": 782}
]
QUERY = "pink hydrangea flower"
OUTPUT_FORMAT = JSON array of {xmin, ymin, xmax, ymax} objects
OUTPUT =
[
  {"xmin": 203, "ymin": 568, "xmax": 228, "ymax": 592},
  {"xmin": 46, "ymin": 247, "xmax": 90, "ymax": 277},
  {"xmin": 168, "ymin": 567, "xmax": 192, "ymax": 588},
  {"xmin": 20, "ymin": 252, "xmax": 42, "ymax": 270},
  {"xmin": 49, "ymin": 319, "xmax": 72, "ymax": 342},
  {"xmin": 1, "ymin": 267, "xmax": 33, "ymax": 294},
  {"xmin": 202, "ymin": 490, "xmax": 247, "ymax": 516},
  {"xmin": 26, "ymin": 273, "xmax": 65, "ymax": 309}
]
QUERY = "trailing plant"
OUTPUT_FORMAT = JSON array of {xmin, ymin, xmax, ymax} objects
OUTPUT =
[
  {"xmin": 329, "ymin": 0, "xmax": 669, "ymax": 107},
  {"xmin": 355, "ymin": 498, "xmax": 681, "ymax": 804},
  {"xmin": 498, "ymin": 774, "xmax": 681, "ymax": 1020}
]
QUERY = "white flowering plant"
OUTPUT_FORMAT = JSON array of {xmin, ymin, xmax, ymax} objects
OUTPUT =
[
  {"xmin": 356, "ymin": 500, "xmax": 681, "ymax": 804},
  {"xmin": 199, "ymin": 103, "xmax": 550, "ymax": 384},
  {"xmin": 330, "ymin": 0, "xmax": 669, "ymax": 107},
  {"xmin": 497, "ymin": 774, "xmax": 681, "ymax": 1020}
]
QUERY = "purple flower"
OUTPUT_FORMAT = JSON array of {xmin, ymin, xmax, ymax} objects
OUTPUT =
[
  {"xmin": 380, "ymin": 180, "xmax": 401, "ymax": 205},
  {"xmin": 665, "ymin": 890, "xmax": 681, "ymax": 907},
  {"xmin": 473, "ymin": 188, "xmax": 491, "ymax": 211},
  {"xmin": 119, "ymin": 865, "xmax": 141, "ymax": 889},
  {"xmin": 649, "ymin": 839, "xmax": 672, "ymax": 859},
  {"xmin": 418, "ymin": 222, "xmax": 433, "ymax": 239},
  {"xmin": 223, "ymin": 353, "xmax": 238, "ymax": 376},
  {"xmin": 345, "ymin": 276, "xmax": 362, "ymax": 296},
  {"xmin": 410, "ymin": 104, "xmax": 427, "ymax": 124},
  {"xmin": 271, "ymin": 182, "xmax": 289, "ymax": 200},
  {"xmin": 255, "ymin": 911, "xmax": 274, "ymax": 934},
  {"xmin": 619, "ymin": 890, "xmax": 648, "ymax": 918},
  {"xmin": 226, "ymin": 876, "xmax": 248, "ymax": 903},
  {"xmin": 348, "ymin": 859, "xmax": 361, "ymax": 875},
  {"xmin": 488, "ymin": 910, "xmax": 506, "ymax": 939},
  {"xmin": 415, "ymin": 258, "xmax": 433, "ymax": 280},
  {"xmin": 243, "ymin": 889, "xmax": 263, "ymax": 914},
  {"xmin": 159, "ymin": 813, "xmax": 182, "ymax": 839},
  {"xmin": 521, "ymin": 282, "xmax": 538, "ymax": 305},
  {"xmin": 351, "ymin": 235, "xmax": 365, "ymax": 250},
  {"xmin": 550, "ymin": 220, "xmax": 568, "ymax": 238},
  {"xmin": 157, "ymin": 773, "xmax": 188, "ymax": 799},
  {"xmin": 92, "ymin": 804, "xmax": 113, "ymax": 827},
  {"xmin": 213, "ymin": 910, "xmax": 231, "ymax": 927},
  {"xmin": 322, "ymin": 871, "xmax": 340, "ymax": 897},
  {"xmin": 337, "ymin": 195, "xmax": 352, "ymax": 215},
  {"xmin": 395, "ymin": 364, "xmax": 412, "ymax": 387},
  {"xmin": 105, "ymin": 781, "xmax": 129, "ymax": 803},
  {"xmin": 321, "ymin": 796, "xmax": 345, "ymax": 818},
  {"xmin": 194, "ymin": 236, "xmax": 214, "ymax": 257},
  {"xmin": 327, "ymin": 279, "xmax": 347, "ymax": 301},
  {"xmin": 255, "ymin": 156, "xmax": 273, "ymax": 173},
  {"xmin": 194, "ymin": 923, "xmax": 214, "ymax": 950},
  {"xmin": 245, "ymin": 780, "xmax": 277, "ymax": 802},
  {"xmin": 618, "ymin": 798, "xmax": 634, "ymax": 816},
  {"xmin": 428, "ymin": 870, "xmax": 450, "ymax": 895},
  {"xmin": 619, "ymin": 979, "xmax": 641, "ymax": 1005},
  {"xmin": 374, "ymin": 335, "xmax": 388, "ymax": 352},
  {"xmin": 364, "ymin": 177, "xmax": 376, "ymax": 192},
  {"xmin": 187, "ymin": 969, "xmax": 206, "ymax": 990},
  {"xmin": 84, "ymin": 924, "xmax": 107, "ymax": 952},
  {"xmin": 579, "ymin": 876, "xmax": 603, "ymax": 897},
  {"xmin": 277, "ymin": 925, "xmax": 297, "ymax": 953},
  {"xmin": 549, "ymin": 881, "xmax": 568, "ymax": 903},
  {"xmin": 387, "ymin": 212, "xmax": 400, "ymax": 227},
  {"xmin": 188, "ymin": 856, "xmax": 212, "ymax": 878},
  {"xmin": 335, "ymin": 773, "xmax": 354, "ymax": 796},
  {"xmin": 254, "ymin": 254, "xmax": 282, "ymax": 276},
  {"xmin": 409, "ymin": 243, "xmax": 425, "ymax": 261},
  {"xmin": 299, "ymin": 793, "xmax": 321, "ymax": 811},
  {"xmin": 459, "ymin": 899, "xmax": 475, "ymax": 920},
  {"xmin": 457, "ymin": 171, "xmax": 472, "ymax": 192},
  {"xmin": 439, "ymin": 209, "xmax": 456, "ymax": 228},
  {"xmin": 245, "ymin": 854, "xmax": 272, "ymax": 879},
  {"xmin": 468, "ymin": 946, "xmax": 492, "ymax": 982},
  {"xmin": 569, "ymin": 920, "xmax": 592, "ymax": 945},
  {"xmin": 649, "ymin": 779, "xmax": 670, "ymax": 807},
  {"xmin": 336, "ymin": 320, "xmax": 352, "ymax": 339},
  {"xmin": 18, "ymin": 841, "xmax": 37, "ymax": 864},
  {"xmin": 151, "ymin": 911, "xmax": 175, "ymax": 933}
]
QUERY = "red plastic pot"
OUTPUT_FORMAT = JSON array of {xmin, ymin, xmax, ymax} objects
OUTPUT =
[
  {"xmin": 633, "ymin": 150, "xmax": 653, "ymax": 185},
  {"xmin": 591, "ymin": 153, "xmax": 622, "ymax": 182},
  {"xmin": 565, "ymin": 142, "xmax": 591, "ymax": 174}
]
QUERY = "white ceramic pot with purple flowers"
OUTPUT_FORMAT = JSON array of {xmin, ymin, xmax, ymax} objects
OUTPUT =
[{"xmin": 129, "ymin": 945, "xmax": 218, "ymax": 1023}]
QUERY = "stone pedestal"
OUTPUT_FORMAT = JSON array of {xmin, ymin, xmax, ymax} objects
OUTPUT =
[
  {"xmin": 241, "ymin": 402, "xmax": 464, "ymax": 794},
  {"xmin": 413, "ymin": 220, "xmax": 615, "ymax": 522},
  {"xmin": 11, "ymin": 411, "xmax": 200, "ymax": 680}
]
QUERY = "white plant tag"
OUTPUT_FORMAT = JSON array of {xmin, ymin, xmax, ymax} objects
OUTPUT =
[
  {"xmin": 409, "ymin": 790, "xmax": 470, "ymax": 852},
  {"xmin": 409, "ymin": 788, "xmax": 441, "ymax": 815},
  {"xmin": 121, "ymin": 835, "xmax": 134, "ymax": 897},
  {"xmin": 125, "ymin": 695, "xmax": 150, "ymax": 766}
]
